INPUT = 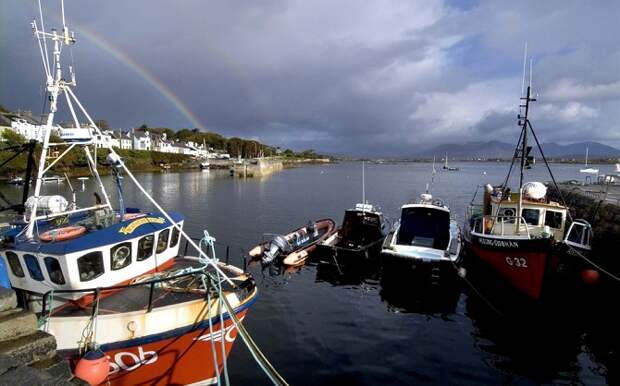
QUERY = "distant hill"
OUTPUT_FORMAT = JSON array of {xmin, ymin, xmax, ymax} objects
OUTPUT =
[{"xmin": 417, "ymin": 141, "xmax": 620, "ymax": 160}]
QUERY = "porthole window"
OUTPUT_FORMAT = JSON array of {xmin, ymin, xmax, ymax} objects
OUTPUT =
[
  {"xmin": 110, "ymin": 242, "xmax": 132, "ymax": 270},
  {"xmin": 170, "ymin": 226, "xmax": 180, "ymax": 248},
  {"xmin": 44, "ymin": 257, "xmax": 66, "ymax": 285},
  {"xmin": 137, "ymin": 235, "xmax": 155, "ymax": 261},
  {"xmin": 77, "ymin": 252, "xmax": 104, "ymax": 282},
  {"xmin": 24, "ymin": 254, "xmax": 44, "ymax": 281},
  {"xmin": 499, "ymin": 208, "xmax": 516, "ymax": 223},
  {"xmin": 6, "ymin": 251, "xmax": 24, "ymax": 278},
  {"xmin": 156, "ymin": 229, "xmax": 170, "ymax": 254}
]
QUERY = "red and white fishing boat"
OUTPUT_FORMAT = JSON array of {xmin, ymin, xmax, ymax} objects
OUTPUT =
[
  {"xmin": 463, "ymin": 56, "xmax": 594, "ymax": 300},
  {"xmin": 0, "ymin": 2, "xmax": 286, "ymax": 385}
]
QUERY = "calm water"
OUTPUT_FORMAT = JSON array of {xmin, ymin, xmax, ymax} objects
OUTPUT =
[{"xmin": 1, "ymin": 162, "xmax": 618, "ymax": 385}]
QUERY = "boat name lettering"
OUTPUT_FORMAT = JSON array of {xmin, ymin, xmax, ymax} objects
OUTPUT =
[
  {"xmin": 195, "ymin": 317, "xmax": 244, "ymax": 344},
  {"xmin": 108, "ymin": 346, "xmax": 158, "ymax": 374},
  {"xmin": 478, "ymin": 238, "xmax": 519, "ymax": 248},
  {"xmin": 505, "ymin": 257, "xmax": 528, "ymax": 268},
  {"xmin": 119, "ymin": 217, "xmax": 166, "ymax": 235}
]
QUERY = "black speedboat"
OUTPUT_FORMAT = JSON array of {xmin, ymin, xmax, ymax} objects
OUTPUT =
[{"xmin": 317, "ymin": 202, "xmax": 386, "ymax": 260}]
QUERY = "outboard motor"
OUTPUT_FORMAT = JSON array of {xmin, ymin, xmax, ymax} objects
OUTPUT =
[
  {"xmin": 263, "ymin": 235, "xmax": 291, "ymax": 264},
  {"xmin": 308, "ymin": 221, "xmax": 319, "ymax": 238}
]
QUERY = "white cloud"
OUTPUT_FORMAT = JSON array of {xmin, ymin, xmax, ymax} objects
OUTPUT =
[
  {"xmin": 408, "ymin": 79, "xmax": 518, "ymax": 138},
  {"xmin": 538, "ymin": 102, "xmax": 599, "ymax": 123},
  {"xmin": 543, "ymin": 79, "xmax": 620, "ymax": 102}
]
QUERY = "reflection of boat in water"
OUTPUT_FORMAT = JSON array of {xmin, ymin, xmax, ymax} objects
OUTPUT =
[
  {"xmin": 314, "ymin": 253, "xmax": 381, "ymax": 287},
  {"xmin": 380, "ymin": 256, "xmax": 462, "ymax": 314},
  {"xmin": 381, "ymin": 193, "xmax": 461, "ymax": 266},
  {"xmin": 249, "ymin": 219, "xmax": 337, "ymax": 266}
]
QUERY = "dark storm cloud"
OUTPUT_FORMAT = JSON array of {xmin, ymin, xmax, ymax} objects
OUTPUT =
[{"xmin": 1, "ymin": 0, "xmax": 618, "ymax": 155}]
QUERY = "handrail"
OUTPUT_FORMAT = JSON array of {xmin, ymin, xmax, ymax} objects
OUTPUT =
[
  {"xmin": 471, "ymin": 215, "xmax": 532, "ymax": 239},
  {"xmin": 41, "ymin": 264, "xmax": 216, "ymax": 317}
]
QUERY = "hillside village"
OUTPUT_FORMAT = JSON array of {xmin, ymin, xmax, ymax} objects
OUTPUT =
[{"xmin": 0, "ymin": 109, "xmax": 232, "ymax": 159}]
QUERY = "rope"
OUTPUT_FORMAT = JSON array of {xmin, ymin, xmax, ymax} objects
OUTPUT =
[
  {"xmin": 450, "ymin": 260, "xmax": 504, "ymax": 317},
  {"xmin": 567, "ymin": 245, "xmax": 620, "ymax": 284},
  {"xmin": 204, "ymin": 281, "xmax": 222, "ymax": 386},
  {"xmin": 219, "ymin": 294, "xmax": 289, "ymax": 386}
]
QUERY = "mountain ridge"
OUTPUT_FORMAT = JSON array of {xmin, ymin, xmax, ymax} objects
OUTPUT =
[{"xmin": 415, "ymin": 141, "xmax": 620, "ymax": 159}]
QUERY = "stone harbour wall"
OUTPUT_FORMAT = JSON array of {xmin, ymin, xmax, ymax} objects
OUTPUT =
[{"xmin": 547, "ymin": 184, "xmax": 620, "ymax": 271}]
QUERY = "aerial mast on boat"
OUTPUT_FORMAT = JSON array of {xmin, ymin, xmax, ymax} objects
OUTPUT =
[{"xmin": 26, "ymin": 0, "xmax": 113, "ymax": 238}]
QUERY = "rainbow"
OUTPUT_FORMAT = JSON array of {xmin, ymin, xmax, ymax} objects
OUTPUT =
[{"xmin": 73, "ymin": 24, "xmax": 205, "ymax": 130}]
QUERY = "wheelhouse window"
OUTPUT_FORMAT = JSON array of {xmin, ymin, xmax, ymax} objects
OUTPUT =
[
  {"xmin": 78, "ymin": 252, "xmax": 104, "ymax": 282},
  {"xmin": 5, "ymin": 251, "xmax": 24, "ymax": 278},
  {"xmin": 137, "ymin": 234, "xmax": 155, "ymax": 261},
  {"xmin": 156, "ymin": 229, "xmax": 170, "ymax": 254},
  {"xmin": 521, "ymin": 208, "xmax": 540, "ymax": 226},
  {"xmin": 44, "ymin": 257, "xmax": 66, "ymax": 285},
  {"xmin": 170, "ymin": 226, "xmax": 180, "ymax": 248},
  {"xmin": 498, "ymin": 207, "xmax": 516, "ymax": 223},
  {"xmin": 544, "ymin": 210, "xmax": 563, "ymax": 229},
  {"xmin": 110, "ymin": 242, "xmax": 132, "ymax": 270},
  {"xmin": 24, "ymin": 254, "xmax": 44, "ymax": 281}
]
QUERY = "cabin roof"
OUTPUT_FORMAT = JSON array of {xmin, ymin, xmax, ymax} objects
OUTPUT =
[
  {"xmin": 496, "ymin": 197, "xmax": 567, "ymax": 210},
  {"xmin": 9, "ymin": 211, "xmax": 184, "ymax": 255},
  {"xmin": 401, "ymin": 203, "xmax": 450, "ymax": 213}
]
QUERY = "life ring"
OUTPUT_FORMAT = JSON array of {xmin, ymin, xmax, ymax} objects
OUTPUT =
[
  {"xmin": 40, "ymin": 226, "xmax": 86, "ymax": 242},
  {"xmin": 122, "ymin": 212, "xmax": 145, "ymax": 221}
]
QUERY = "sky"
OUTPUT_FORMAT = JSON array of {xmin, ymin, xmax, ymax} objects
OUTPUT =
[{"xmin": 0, "ymin": 0, "xmax": 619, "ymax": 155}]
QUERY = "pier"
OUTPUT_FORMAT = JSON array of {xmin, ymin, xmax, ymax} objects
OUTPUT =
[
  {"xmin": 548, "ymin": 182, "xmax": 620, "ymax": 272},
  {"xmin": 231, "ymin": 159, "xmax": 284, "ymax": 178},
  {"xmin": 0, "ymin": 288, "xmax": 81, "ymax": 384}
]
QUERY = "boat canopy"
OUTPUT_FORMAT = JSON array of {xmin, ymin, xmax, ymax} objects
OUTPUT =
[
  {"xmin": 340, "ymin": 210, "xmax": 382, "ymax": 244},
  {"xmin": 397, "ymin": 207, "xmax": 450, "ymax": 250}
]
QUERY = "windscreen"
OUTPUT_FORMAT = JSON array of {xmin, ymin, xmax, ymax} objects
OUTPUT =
[{"xmin": 397, "ymin": 207, "xmax": 450, "ymax": 250}]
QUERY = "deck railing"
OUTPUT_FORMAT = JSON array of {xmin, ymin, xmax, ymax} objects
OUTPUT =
[{"xmin": 471, "ymin": 215, "xmax": 532, "ymax": 239}]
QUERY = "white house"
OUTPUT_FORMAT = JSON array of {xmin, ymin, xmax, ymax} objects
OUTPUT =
[
  {"xmin": 152, "ymin": 133, "xmax": 176, "ymax": 153},
  {"xmin": 10, "ymin": 119, "xmax": 45, "ymax": 142},
  {"xmin": 132, "ymin": 130, "xmax": 152, "ymax": 151}
]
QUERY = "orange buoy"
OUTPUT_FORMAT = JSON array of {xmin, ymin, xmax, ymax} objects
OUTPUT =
[
  {"xmin": 581, "ymin": 269, "xmax": 600, "ymax": 285},
  {"xmin": 40, "ymin": 225, "xmax": 86, "ymax": 242},
  {"xmin": 74, "ymin": 349, "xmax": 109, "ymax": 385}
]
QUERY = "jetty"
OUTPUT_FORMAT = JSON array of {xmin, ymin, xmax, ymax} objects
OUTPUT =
[
  {"xmin": 0, "ymin": 288, "xmax": 81, "ymax": 384},
  {"xmin": 231, "ymin": 158, "xmax": 284, "ymax": 177},
  {"xmin": 548, "ymin": 182, "xmax": 620, "ymax": 273}
]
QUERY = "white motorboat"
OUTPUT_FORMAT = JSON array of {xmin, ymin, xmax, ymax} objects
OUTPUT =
[{"xmin": 381, "ymin": 193, "xmax": 461, "ymax": 264}]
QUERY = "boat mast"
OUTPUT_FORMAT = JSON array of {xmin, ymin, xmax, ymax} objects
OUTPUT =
[
  {"xmin": 26, "ymin": 1, "xmax": 75, "ymax": 237},
  {"xmin": 516, "ymin": 58, "xmax": 536, "ymax": 234},
  {"xmin": 362, "ymin": 160, "xmax": 366, "ymax": 208},
  {"xmin": 26, "ymin": 0, "xmax": 113, "ymax": 238}
]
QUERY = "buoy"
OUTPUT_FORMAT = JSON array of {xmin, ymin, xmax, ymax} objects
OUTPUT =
[
  {"xmin": 581, "ymin": 269, "xmax": 600, "ymax": 285},
  {"xmin": 74, "ymin": 349, "xmax": 109, "ymax": 385}
]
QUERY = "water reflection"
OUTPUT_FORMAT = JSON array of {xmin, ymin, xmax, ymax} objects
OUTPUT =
[{"xmin": 380, "ymin": 258, "xmax": 462, "ymax": 316}]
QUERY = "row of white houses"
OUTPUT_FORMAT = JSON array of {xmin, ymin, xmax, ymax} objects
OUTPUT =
[{"xmin": 6, "ymin": 118, "xmax": 229, "ymax": 159}]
